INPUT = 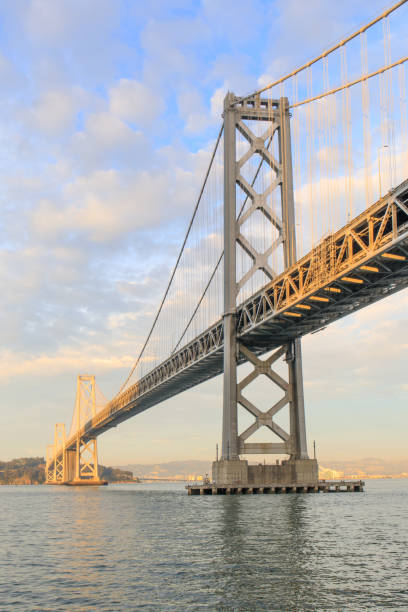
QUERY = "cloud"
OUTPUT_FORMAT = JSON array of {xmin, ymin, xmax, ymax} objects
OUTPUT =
[
  {"xmin": 202, "ymin": 0, "xmax": 264, "ymax": 44},
  {"xmin": 70, "ymin": 112, "xmax": 148, "ymax": 171},
  {"xmin": 258, "ymin": 0, "xmax": 387, "ymax": 88},
  {"xmin": 23, "ymin": 0, "xmax": 117, "ymax": 47},
  {"xmin": 27, "ymin": 89, "xmax": 79, "ymax": 136},
  {"xmin": 177, "ymin": 88, "xmax": 215, "ymax": 133},
  {"xmin": 1, "ymin": 0, "xmax": 408, "ymax": 464},
  {"xmin": 140, "ymin": 17, "xmax": 204, "ymax": 88},
  {"xmin": 109, "ymin": 79, "xmax": 165, "ymax": 125},
  {"xmin": 0, "ymin": 51, "xmax": 25, "ymax": 93},
  {"xmin": 303, "ymin": 292, "xmax": 408, "ymax": 397},
  {"xmin": 0, "ymin": 347, "xmax": 134, "ymax": 381},
  {"xmin": 30, "ymin": 136, "xmax": 214, "ymax": 243},
  {"xmin": 30, "ymin": 169, "xmax": 165, "ymax": 242}
]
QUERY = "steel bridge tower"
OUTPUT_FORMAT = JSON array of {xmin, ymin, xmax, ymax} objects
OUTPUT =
[
  {"xmin": 213, "ymin": 93, "xmax": 318, "ymax": 487},
  {"xmin": 46, "ymin": 375, "xmax": 105, "ymax": 485}
]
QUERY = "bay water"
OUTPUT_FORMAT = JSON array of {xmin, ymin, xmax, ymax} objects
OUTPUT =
[{"xmin": 0, "ymin": 479, "xmax": 407, "ymax": 610}]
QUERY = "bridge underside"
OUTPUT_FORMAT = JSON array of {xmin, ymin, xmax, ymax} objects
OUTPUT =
[
  {"xmin": 242, "ymin": 235, "xmax": 408, "ymax": 354},
  {"xmin": 59, "ymin": 180, "xmax": 408, "ymax": 454}
]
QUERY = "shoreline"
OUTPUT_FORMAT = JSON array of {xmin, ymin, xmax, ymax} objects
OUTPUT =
[{"xmin": 2, "ymin": 475, "xmax": 408, "ymax": 486}]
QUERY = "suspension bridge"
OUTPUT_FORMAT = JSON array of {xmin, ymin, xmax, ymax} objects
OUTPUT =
[{"xmin": 46, "ymin": 1, "xmax": 408, "ymax": 489}]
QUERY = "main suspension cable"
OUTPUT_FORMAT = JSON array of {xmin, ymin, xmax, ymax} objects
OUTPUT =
[
  {"xmin": 117, "ymin": 124, "xmax": 224, "ymax": 396},
  {"xmin": 233, "ymin": 0, "xmax": 408, "ymax": 106},
  {"xmin": 171, "ymin": 131, "xmax": 276, "ymax": 355}
]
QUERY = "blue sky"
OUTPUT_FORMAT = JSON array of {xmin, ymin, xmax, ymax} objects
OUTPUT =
[{"xmin": 1, "ymin": 0, "xmax": 407, "ymax": 465}]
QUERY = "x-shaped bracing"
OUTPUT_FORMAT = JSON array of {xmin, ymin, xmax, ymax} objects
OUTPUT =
[
  {"xmin": 237, "ymin": 343, "xmax": 292, "ymax": 455},
  {"xmin": 78, "ymin": 438, "xmax": 98, "ymax": 479},
  {"xmin": 54, "ymin": 456, "xmax": 64, "ymax": 482},
  {"xmin": 235, "ymin": 118, "xmax": 284, "ymax": 293}
]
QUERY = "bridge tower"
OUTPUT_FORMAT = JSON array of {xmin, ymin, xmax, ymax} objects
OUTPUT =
[
  {"xmin": 53, "ymin": 422, "xmax": 66, "ymax": 482},
  {"xmin": 69, "ymin": 375, "xmax": 104, "ymax": 485},
  {"xmin": 213, "ymin": 93, "xmax": 318, "ymax": 487},
  {"xmin": 45, "ymin": 424, "xmax": 66, "ymax": 484},
  {"xmin": 45, "ymin": 444, "xmax": 55, "ymax": 483},
  {"xmin": 46, "ymin": 375, "xmax": 106, "ymax": 485}
]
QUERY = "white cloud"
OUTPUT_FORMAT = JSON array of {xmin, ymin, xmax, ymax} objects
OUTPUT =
[
  {"xmin": 109, "ymin": 79, "xmax": 164, "ymax": 124},
  {"xmin": 0, "ymin": 51, "xmax": 24, "ymax": 93},
  {"xmin": 30, "ymin": 168, "xmax": 167, "ymax": 242},
  {"xmin": 259, "ymin": 0, "xmax": 388, "ymax": 90},
  {"xmin": 23, "ymin": 0, "xmax": 117, "ymax": 46},
  {"xmin": 210, "ymin": 85, "xmax": 227, "ymax": 119},
  {"xmin": 70, "ymin": 112, "xmax": 148, "ymax": 170},
  {"xmin": 210, "ymin": 54, "xmax": 255, "ymax": 96},
  {"xmin": 0, "ymin": 347, "xmax": 134, "ymax": 381},
  {"xmin": 28, "ymin": 89, "xmax": 78, "ymax": 136},
  {"xmin": 29, "ymin": 141, "xmax": 212, "ymax": 243},
  {"xmin": 202, "ymin": 0, "xmax": 263, "ymax": 44},
  {"xmin": 1, "ymin": 0, "xmax": 407, "ymax": 463},
  {"xmin": 177, "ymin": 88, "xmax": 215, "ymax": 133},
  {"xmin": 303, "ymin": 292, "xmax": 408, "ymax": 398}
]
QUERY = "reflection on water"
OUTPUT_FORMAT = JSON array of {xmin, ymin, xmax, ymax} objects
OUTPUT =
[
  {"xmin": 0, "ymin": 481, "xmax": 407, "ymax": 610},
  {"xmin": 214, "ymin": 495, "xmax": 321, "ymax": 610}
]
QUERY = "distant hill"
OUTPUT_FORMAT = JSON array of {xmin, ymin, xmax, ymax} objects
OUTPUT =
[
  {"xmin": 99, "ymin": 466, "xmax": 137, "ymax": 482},
  {"xmin": 119, "ymin": 458, "xmax": 408, "ymax": 480},
  {"xmin": 319, "ymin": 457, "xmax": 408, "ymax": 477},
  {"xmin": 117, "ymin": 460, "xmax": 212, "ymax": 480},
  {"xmin": 0, "ymin": 457, "xmax": 137, "ymax": 484},
  {"xmin": 0, "ymin": 457, "xmax": 46, "ymax": 484},
  {"xmin": 2, "ymin": 457, "xmax": 407, "ymax": 484}
]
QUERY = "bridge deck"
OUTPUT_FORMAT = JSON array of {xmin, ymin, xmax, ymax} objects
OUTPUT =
[{"xmin": 58, "ymin": 180, "xmax": 408, "ymax": 456}]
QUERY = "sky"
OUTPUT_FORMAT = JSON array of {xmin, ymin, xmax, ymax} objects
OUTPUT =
[{"xmin": 1, "ymin": 0, "xmax": 407, "ymax": 466}]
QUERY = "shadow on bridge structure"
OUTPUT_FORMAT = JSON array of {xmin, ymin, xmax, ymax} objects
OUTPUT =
[{"xmin": 46, "ymin": 0, "xmax": 408, "ymax": 492}]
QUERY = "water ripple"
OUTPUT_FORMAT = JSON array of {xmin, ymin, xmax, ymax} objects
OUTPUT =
[{"xmin": 0, "ymin": 480, "xmax": 407, "ymax": 610}]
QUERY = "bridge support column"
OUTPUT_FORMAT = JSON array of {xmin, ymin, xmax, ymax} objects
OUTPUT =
[
  {"xmin": 65, "ymin": 449, "xmax": 76, "ymax": 482},
  {"xmin": 216, "ymin": 93, "xmax": 316, "ymax": 487},
  {"xmin": 222, "ymin": 92, "xmax": 239, "ymax": 460},
  {"xmin": 288, "ymin": 338, "xmax": 308, "ymax": 460},
  {"xmin": 280, "ymin": 98, "xmax": 308, "ymax": 462},
  {"xmin": 71, "ymin": 435, "xmax": 104, "ymax": 485}
]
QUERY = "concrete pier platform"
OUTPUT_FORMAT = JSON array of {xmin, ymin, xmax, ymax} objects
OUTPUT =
[
  {"xmin": 186, "ymin": 480, "xmax": 364, "ymax": 495},
  {"xmin": 64, "ymin": 479, "xmax": 108, "ymax": 486}
]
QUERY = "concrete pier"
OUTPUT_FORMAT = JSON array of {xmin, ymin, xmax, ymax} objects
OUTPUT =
[
  {"xmin": 212, "ymin": 458, "xmax": 319, "ymax": 487},
  {"xmin": 187, "ymin": 458, "xmax": 364, "ymax": 495},
  {"xmin": 186, "ymin": 480, "xmax": 364, "ymax": 495},
  {"xmin": 64, "ymin": 479, "xmax": 108, "ymax": 486}
]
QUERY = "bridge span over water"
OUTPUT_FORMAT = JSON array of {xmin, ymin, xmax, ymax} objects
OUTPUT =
[{"xmin": 46, "ymin": 1, "xmax": 408, "ymax": 489}]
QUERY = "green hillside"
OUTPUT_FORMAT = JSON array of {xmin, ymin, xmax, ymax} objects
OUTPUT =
[{"xmin": 0, "ymin": 457, "xmax": 137, "ymax": 484}]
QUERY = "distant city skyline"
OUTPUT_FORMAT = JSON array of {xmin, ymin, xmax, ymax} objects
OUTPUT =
[{"xmin": 1, "ymin": 0, "xmax": 407, "ymax": 464}]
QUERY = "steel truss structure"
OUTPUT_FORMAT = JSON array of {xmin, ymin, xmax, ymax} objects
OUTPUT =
[
  {"xmin": 222, "ymin": 94, "xmax": 307, "ymax": 460},
  {"xmin": 50, "ymin": 163, "xmax": 408, "ymax": 472},
  {"xmin": 236, "ymin": 343, "xmax": 299, "ymax": 456},
  {"xmin": 49, "ymin": 178, "xmax": 408, "ymax": 474},
  {"xmin": 237, "ymin": 179, "xmax": 408, "ymax": 345},
  {"xmin": 47, "ymin": 376, "xmax": 100, "ymax": 483},
  {"xmin": 45, "ymin": 445, "xmax": 54, "ymax": 482},
  {"xmin": 46, "ymin": 110, "xmax": 408, "ymax": 482},
  {"xmin": 46, "ymin": 424, "xmax": 66, "ymax": 483}
]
